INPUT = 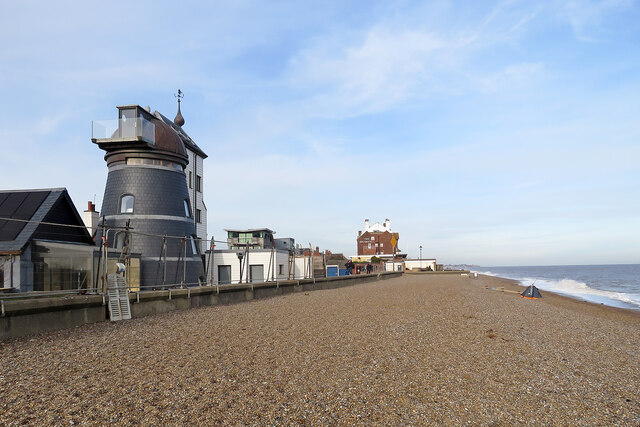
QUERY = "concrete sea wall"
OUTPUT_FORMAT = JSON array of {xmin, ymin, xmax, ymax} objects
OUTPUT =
[{"xmin": 1, "ymin": 272, "xmax": 402, "ymax": 340}]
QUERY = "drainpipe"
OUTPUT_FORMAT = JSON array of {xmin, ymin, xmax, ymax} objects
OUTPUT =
[{"xmin": 10, "ymin": 254, "xmax": 15, "ymax": 289}]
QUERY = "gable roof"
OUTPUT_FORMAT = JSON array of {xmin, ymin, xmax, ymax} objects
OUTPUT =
[{"xmin": 0, "ymin": 188, "xmax": 94, "ymax": 253}]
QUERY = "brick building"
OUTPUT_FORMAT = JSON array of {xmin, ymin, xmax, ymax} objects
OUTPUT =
[{"xmin": 356, "ymin": 218, "xmax": 400, "ymax": 256}]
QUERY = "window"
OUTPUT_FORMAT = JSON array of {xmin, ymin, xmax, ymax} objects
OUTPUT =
[
  {"xmin": 368, "ymin": 243, "xmax": 372, "ymax": 249},
  {"xmin": 238, "ymin": 233, "xmax": 255, "ymax": 243},
  {"xmin": 196, "ymin": 209, "xmax": 202, "ymax": 224},
  {"xmin": 189, "ymin": 171, "xmax": 192, "ymax": 188},
  {"xmin": 218, "ymin": 265, "xmax": 231, "ymax": 284},
  {"xmin": 279, "ymin": 264, "xmax": 284, "ymax": 275},
  {"xmin": 190, "ymin": 235, "xmax": 198, "ymax": 255},
  {"xmin": 115, "ymin": 232, "xmax": 125, "ymax": 249},
  {"xmin": 126, "ymin": 158, "xmax": 181, "ymax": 171},
  {"xmin": 380, "ymin": 243, "xmax": 384, "ymax": 247},
  {"xmin": 119, "ymin": 108, "xmax": 137, "ymax": 139},
  {"xmin": 196, "ymin": 175, "xmax": 202, "ymax": 192},
  {"xmin": 120, "ymin": 195, "xmax": 134, "ymax": 213},
  {"xmin": 184, "ymin": 199, "xmax": 191, "ymax": 217}
]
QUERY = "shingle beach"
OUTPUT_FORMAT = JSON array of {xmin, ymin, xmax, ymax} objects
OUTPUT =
[{"xmin": 1, "ymin": 274, "xmax": 638, "ymax": 425}]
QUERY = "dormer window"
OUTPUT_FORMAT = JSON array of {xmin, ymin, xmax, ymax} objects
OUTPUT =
[{"xmin": 120, "ymin": 194, "xmax": 134, "ymax": 213}]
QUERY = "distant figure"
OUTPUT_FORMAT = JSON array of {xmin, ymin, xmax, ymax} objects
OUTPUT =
[
  {"xmin": 366, "ymin": 263, "xmax": 373, "ymax": 274},
  {"xmin": 345, "ymin": 260, "xmax": 353, "ymax": 275}
]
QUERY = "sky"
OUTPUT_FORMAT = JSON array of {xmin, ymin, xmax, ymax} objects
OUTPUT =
[{"xmin": 1, "ymin": 0, "xmax": 639, "ymax": 266}]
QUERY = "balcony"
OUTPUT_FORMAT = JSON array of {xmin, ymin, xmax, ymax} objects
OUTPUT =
[
  {"xmin": 227, "ymin": 237, "xmax": 268, "ymax": 250},
  {"xmin": 91, "ymin": 117, "xmax": 155, "ymax": 145}
]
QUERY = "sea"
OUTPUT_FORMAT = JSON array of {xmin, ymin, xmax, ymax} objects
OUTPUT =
[{"xmin": 470, "ymin": 264, "xmax": 640, "ymax": 311}]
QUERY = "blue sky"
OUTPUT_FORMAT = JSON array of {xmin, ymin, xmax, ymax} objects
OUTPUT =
[{"xmin": 1, "ymin": 0, "xmax": 639, "ymax": 265}]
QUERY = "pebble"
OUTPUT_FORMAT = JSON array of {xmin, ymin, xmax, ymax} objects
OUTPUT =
[{"xmin": 0, "ymin": 274, "xmax": 638, "ymax": 425}]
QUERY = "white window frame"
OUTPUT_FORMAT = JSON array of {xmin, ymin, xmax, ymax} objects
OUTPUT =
[{"xmin": 120, "ymin": 194, "xmax": 134, "ymax": 213}]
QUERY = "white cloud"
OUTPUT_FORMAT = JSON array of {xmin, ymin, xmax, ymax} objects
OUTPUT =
[
  {"xmin": 316, "ymin": 28, "xmax": 442, "ymax": 80},
  {"xmin": 289, "ymin": 27, "xmax": 447, "ymax": 117},
  {"xmin": 562, "ymin": 0, "xmax": 635, "ymax": 41},
  {"xmin": 473, "ymin": 62, "xmax": 544, "ymax": 92},
  {"xmin": 284, "ymin": 2, "xmax": 550, "ymax": 119}
]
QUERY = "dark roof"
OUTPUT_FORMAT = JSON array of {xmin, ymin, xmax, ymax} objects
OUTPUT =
[
  {"xmin": 0, "ymin": 190, "xmax": 50, "ymax": 242},
  {"xmin": 0, "ymin": 188, "xmax": 94, "ymax": 253},
  {"xmin": 152, "ymin": 116, "xmax": 187, "ymax": 157},
  {"xmin": 224, "ymin": 228, "xmax": 275, "ymax": 234},
  {"xmin": 154, "ymin": 111, "xmax": 208, "ymax": 159}
]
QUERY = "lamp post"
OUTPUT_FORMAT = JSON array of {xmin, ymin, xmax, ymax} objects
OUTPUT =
[
  {"xmin": 419, "ymin": 245, "xmax": 422, "ymax": 269},
  {"xmin": 236, "ymin": 252, "xmax": 244, "ymax": 284}
]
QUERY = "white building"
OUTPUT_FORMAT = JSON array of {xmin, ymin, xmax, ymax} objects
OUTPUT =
[
  {"xmin": 403, "ymin": 259, "xmax": 437, "ymax": 271},
  {"xmin": 156, "ymin": 111, "xmax": 208, "ymax": 252},
  {"xmin": 384, "ymin": 260, "xmax": 405, "ymax": 272},
  {"xmin": 210, "ymin": 249, "xmax": 314, "ymax": 284}
]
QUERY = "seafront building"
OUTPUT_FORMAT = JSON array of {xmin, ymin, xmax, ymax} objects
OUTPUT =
[
  {"xmin": 353, "ymin": 218, "xmax": 406, "ymax": 267},
  {"xmin": 210, "ymin": 228, "xmax": 312, "ymax": 284},
  {"xmin": 356, "ymin": 218, "xmax": 400, "ymax": 257},
  {"xmin": 225, "ymin": 228, "xmax": 276, "ymax": 251},
  {"xmin": 0, "ymin": 188, "xmax": 96, "ymax": 291},
  {"xmin": 401, "ymin": 259, "xmax": 437, "ymax": 271},
  {"xmin": 155, "ymin": 111, "xmax": 208, "ymax": 253},
  {"xmin": 92, "ymin": 104, "xmax": 205, "ymax": 288}
]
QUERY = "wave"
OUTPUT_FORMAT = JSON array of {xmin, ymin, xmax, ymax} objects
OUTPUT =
[
  {"xmin": 531, "ymin": 278, "xmax": 640, "ymax": 308},
  {"xmin": 472, "ymin": 270, "xmax": 640, "ymax": 310},
  {"xmin": 474, "ymin": 270, "xmax": 499, "ymax": 277}
]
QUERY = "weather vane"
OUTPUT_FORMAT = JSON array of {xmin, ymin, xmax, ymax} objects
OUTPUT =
[
  {"xmin": 173, "ymin": 89, "xmax": 185, "ymax": 127},
  {"xmin": 174, "ymin": 89, "xmax": 184, "ymax": 104}
]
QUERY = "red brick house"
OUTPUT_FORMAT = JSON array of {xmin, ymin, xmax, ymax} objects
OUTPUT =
[{"xmin": 356, "ymin": 218, "xmax": 400, "ymax": 256}]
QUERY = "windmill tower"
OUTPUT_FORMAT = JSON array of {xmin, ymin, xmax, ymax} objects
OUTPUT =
[{"xmin": 92, "ymin": 98, "xmax": 204, "ymax": 288}]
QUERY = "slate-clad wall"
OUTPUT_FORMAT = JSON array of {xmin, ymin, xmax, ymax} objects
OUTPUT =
[
  {"xmin": 100, "ymin": 165, "xmax": 204, "ymax": 288},
  {"xmin": 102, "ymin": 166, "xmax": 190, "ymax": 217}
]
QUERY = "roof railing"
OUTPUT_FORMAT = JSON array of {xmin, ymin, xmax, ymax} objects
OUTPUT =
[{"xmin": 91, "ymin": 117, "xmax": 155, "ymax": 144}]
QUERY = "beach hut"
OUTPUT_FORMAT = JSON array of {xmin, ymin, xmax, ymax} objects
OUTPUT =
[{"xmin": 521, "ymin": 285, "xmax": 542, "ymax": 299}]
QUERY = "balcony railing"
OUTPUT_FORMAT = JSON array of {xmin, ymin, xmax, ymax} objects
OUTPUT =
[
  {"xmin": 91, "ymin": 117, "xmax": 155, "ymax": 144},
  {"xmin": 227, "ymin": 237, "xmax": 269, "ymax": 249}
]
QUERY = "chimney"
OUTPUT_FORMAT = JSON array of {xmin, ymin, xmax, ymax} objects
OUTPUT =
[
  {"xmin": 364, "ymin": 218, "xmax": 370, "ymax": 230},
  {"xmin": 384, "ymin": 218, "xmax": 391, "ymax": 231},
  {"xmin": 358, "ymin": 230, "xmax": 362, "ymax": 237},
  {"xmin": 83, "ymin": 201, "xmax": 100, "ymax": 237}
]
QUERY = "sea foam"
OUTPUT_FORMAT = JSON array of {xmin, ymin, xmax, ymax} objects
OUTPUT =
[
  {"xmin": 529, "ymin": 277, "xmax": 640, "ymax": 309},
  {"xmin": 472, "ymin": 268, "xmax": 640, "ymax": 310}
]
